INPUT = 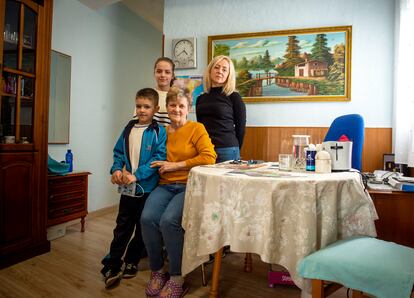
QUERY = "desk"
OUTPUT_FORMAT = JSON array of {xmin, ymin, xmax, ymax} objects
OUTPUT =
[
  {"xmin": 182, "ymin": 165, "xmax": 378, "ymax": 296},
  {"xmin": 369, "ymin": 189, "xmax": 414, "ymax": 248}
]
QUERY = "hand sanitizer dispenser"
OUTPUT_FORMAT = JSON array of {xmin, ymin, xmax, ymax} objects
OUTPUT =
[{"xmin": 315, "ymin": 146, "xmax": 331, "ymax": 173}]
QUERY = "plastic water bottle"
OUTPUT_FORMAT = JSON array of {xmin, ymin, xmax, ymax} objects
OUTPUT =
[
  {"xmin": 306, "ymin": 148, "xmax": 317, "ymax": 171},
  {"xmin": 305, "ymin": 144, "xmax": 317, "ymax": 171},
  {"xmin": 65, "ymin": 149, "xmax": 73, "ymax": 172}
]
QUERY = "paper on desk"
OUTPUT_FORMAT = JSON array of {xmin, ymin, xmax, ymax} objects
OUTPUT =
[{"xmin": 367, "ymin": 182, "xmax": 395, "ymax": 191}]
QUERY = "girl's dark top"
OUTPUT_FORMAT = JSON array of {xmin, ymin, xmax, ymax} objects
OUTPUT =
[{"xmin": 196, "ymin": 87, "xmax": 246, "ymax": 149}]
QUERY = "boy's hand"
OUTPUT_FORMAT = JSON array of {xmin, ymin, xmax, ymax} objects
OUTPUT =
[
  {"xmin": 122, "ymin": 172, "xmax": 137, "ymax": 185},
  {"xmin": 111, "ymin": 170, "xmax": 123, "ymax": 185},
  {"xmin": 151, "ymin": 160, "xmax": 186, "ymax": 174}
]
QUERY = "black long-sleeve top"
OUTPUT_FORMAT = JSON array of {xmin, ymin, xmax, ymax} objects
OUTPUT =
[{"xmin": 196, "ymin": 87, "xmax": 246, "ymax": 149}]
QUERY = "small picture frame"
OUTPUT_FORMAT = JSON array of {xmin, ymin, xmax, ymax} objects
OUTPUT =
[
  {"xmin": 383, "ymin": 153, "xmax": 395, "ymax": 171},
  {"xmin": 173, "ymin": 75, "xmax": 203, "ymax": 107},
  {"xmin": 23, "ymin": 34, "xmax": 32, "ymax": 48}
]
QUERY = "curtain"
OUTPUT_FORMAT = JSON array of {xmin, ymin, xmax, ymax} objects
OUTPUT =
[{"xmin": 394, "ymin": 0, "xmax": 414, "ymax": 167}]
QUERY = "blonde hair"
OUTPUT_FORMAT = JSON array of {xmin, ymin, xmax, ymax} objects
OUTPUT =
[
  {"xmin": 166, "ymin": 86, "xmax": 192, "ymax": 107},
  {"xmin": 203, "ymin": 55, "xmax": 236, "ymax": 96}
]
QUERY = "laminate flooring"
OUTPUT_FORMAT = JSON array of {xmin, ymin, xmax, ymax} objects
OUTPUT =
[{"xmin": 0, "ymin": 208, "xmax": 349, "ymax": 298}]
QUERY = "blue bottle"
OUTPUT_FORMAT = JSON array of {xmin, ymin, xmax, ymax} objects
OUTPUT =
[
  {"xmin": 65, "ymin": 149, "xmax": 73, "ymax": 172},
  {"xmin": 306, "ymin": 148, "xmax": 316, "ymax": 171}
]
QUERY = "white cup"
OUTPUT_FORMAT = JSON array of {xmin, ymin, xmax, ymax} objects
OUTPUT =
[
  {"xmin": 279, "ymin": 154, "xmax": 293, "ymax": 171},
  {"xmin": 4, "ymin": 136, "xmax": 15, "ymax": 144}
]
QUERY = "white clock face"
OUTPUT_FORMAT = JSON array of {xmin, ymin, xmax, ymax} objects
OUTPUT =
[{"xmin": 174, "ymin": 39, "xmax": 194, "ymax": 67}]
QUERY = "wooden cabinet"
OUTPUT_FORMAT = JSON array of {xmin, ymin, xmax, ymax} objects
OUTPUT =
[
  {"xmin": 369, "ymin": 190, "xmax": 414, "ymax": 248},
  {"xmin": 0, "ymin": 0, "xmax": 53, "ymax": 269},
  {"xmin": 48, "ymin": 172, "xmax": 90, "ymax": 232},
  {"xmin": 0, "ymin": 153, "xmax": 39, "ymax": 251}
]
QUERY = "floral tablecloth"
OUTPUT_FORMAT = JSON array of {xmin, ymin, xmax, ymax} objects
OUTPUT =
[{"xmin": 181, "ymin": 165, "xmax": 378, "ymax": 292}]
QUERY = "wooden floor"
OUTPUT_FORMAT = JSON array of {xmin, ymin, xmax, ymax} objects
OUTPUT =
[{"xmin": 0, "ymin": 209, "xmax": 349, "ymax": 298}]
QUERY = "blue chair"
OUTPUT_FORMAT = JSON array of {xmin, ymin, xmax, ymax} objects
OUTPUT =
[
  {"xmin": 324, "ymin": 114, "xmax": 364, "ymax": 171},
  {"xmin": 298, "ymin": 237, "xmax": 414, "ymax": 298}
]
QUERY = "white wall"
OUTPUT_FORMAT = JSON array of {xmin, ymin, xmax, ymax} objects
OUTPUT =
[
  {"xmin": 48, "ymin": 0, "xmax": 162, "ymax": 211},
  {"xmin": 164, "ymin": 0, "xmax": 395, "ymax": 127}
]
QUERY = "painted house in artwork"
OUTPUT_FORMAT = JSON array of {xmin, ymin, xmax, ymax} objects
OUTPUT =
[{"xmin": 295, "ymin": 60, "xmax": 328, "ymax": 77}]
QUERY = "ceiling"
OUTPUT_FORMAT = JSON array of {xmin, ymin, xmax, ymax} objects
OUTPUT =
[{"xmin": 78, "ymin": 0, "xmax": 164, "ymax": 31}]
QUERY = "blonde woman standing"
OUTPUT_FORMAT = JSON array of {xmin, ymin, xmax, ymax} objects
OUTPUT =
[{"xmin": 196, "ymin": 55, "xmax": 246, "ymax": 163}]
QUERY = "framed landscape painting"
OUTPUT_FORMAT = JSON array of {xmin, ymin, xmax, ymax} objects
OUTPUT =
[{"xmin": 208, "ymin": 26, "xmax": 352, "ymax": 102}]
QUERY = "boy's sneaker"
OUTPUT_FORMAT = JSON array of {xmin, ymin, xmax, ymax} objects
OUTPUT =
[
  {"xmin": 122, "ymin": 263, "xmax": 138, "ymax": 279},
  {"xmin": 104, "ymin": 268, "xmax": 122, "ymax": 289},
  {"xmin": 100, "ymin": 265, "xmax": 110, "ymax": 279}
]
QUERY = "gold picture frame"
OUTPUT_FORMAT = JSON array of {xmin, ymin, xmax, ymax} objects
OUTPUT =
[{"xmin": 208, "ymin": 26, "xmax": 352, "ymax": 103}]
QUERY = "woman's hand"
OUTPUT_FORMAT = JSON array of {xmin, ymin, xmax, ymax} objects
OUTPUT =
[{"xmin": 151, "ymin": 160, "xmax": 186, "ymax": 174}]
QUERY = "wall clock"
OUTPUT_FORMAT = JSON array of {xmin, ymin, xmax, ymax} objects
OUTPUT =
[{"xmin": 172, "ymin": 37, "xmax": 197, "ymax": 69}]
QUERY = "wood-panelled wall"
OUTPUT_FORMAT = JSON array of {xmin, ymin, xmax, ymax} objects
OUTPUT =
[{"xmin": 240, "ymin": 127, "xmax": 392, "ymax": 173}]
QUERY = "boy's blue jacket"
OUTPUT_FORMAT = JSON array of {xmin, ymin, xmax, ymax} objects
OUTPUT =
[{"xmin": 110, "ymin": 119, "xmax": 166, "ymax": 193}]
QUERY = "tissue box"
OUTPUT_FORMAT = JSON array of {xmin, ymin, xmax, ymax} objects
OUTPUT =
[{"xmin": 47, "ymin": 223, "xmax": 66, "ymax": 240}]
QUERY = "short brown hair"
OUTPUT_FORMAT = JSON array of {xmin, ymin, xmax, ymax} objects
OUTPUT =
[
  {"xmin": 166, "ymin": 86, "xmax": 192, "ymax": 107},
  {"xmin": 136, "ymin": 88, "xmax": 159, "ymax": 106}
]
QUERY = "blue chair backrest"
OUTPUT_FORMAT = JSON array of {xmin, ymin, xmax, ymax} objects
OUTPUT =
[{"xmin": 323, "ymin": 114, "xmax": 364, "ymax": 171}]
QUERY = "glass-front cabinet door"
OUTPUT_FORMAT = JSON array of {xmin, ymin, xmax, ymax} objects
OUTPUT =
[
  {"xmin": 1, "ymin": 0, "xmax": 37, "ymax": 145},
  {"xmin": 0, "ymin": 0, "xmax": 52, "ymax": 269}
]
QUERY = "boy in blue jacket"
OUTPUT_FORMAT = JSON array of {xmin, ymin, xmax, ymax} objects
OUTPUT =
[{"xmin": 101, "ymin": 88, "xmax": 166, "ymax": 288}]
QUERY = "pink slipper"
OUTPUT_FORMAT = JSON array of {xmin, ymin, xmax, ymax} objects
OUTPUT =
[
  {"xmin": 159, "ymin": 279, "xmax": 188, "ymax": 298},
  {"xmin": 145, "ymin": 271, "xmax": 170, "ymax": 297}
]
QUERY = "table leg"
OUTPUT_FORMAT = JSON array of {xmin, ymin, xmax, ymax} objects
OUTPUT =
[
  {"xmin": 201, "ymin": 263, "xmax": 207, "ymax": 287},
  {"xmin": 352, "ymin": 290, "xmax": 364, "ymax": 298},
  {"xmin": 81, "ymin": 217, "xmax": 85, "ymax": 232},
  {"xmin": 209, "ymin": 247, "xmax": 223, "ymax": 298},
  {"xmin": 244, "ymin": 253, "xmax": 252, "ymax": 272},
  {"xmin": 311, "ymin": 279, "xmax": 324, "ymax": 298}
]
